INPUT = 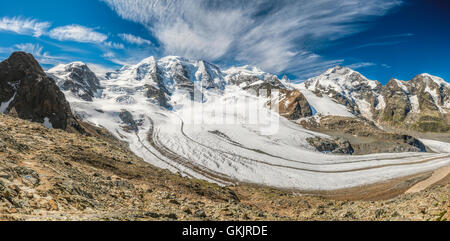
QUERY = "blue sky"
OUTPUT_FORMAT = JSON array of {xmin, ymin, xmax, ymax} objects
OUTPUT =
[{"xmin": 0, "ymin": 0, "xmax": 448, "ymax": 84}]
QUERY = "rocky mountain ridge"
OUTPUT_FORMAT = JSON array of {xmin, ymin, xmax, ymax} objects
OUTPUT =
[
  {"xmin": 47, "ymin": 62, "xmax": 102, "ymax": 102},
  {"xmin": 301, "ymin": 66, "xmax": 449, "ymax": 132},
  {"xmin": 48, "ymin": 55, "xmax": 449, "ymax": 133},
  {"xmin": 0, "ymin": 52, "xmax": 84, "ymax": 132}
]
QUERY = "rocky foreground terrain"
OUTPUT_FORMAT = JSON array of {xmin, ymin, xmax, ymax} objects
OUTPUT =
[{"xmin": 0, "ymin": 114, "xmax": 448, "ymax": 221}]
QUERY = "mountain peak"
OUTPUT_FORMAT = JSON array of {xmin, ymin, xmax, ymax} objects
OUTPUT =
[
  {"xmin": 0, "ymin": 52, "xmax": 83, "ymax": 131},
  {"xmin": 415, "ymin": 73, "xmax": 449, "ymax": 87},
  {"xmin": 321, "ymin": 66, "xmax": 359, "ymax": 77},
  {"xmin": 159, "ymin": 55, "xmax": 193, "ymax": 64},
  {"xmin": 137, "ymin": 56, "xmax": 157, "ymax": 65},
  {"xmin": 49, "ymin": 61, "xmax": 90, "ymax": 73},
  {"xmin": 4, "ymin": 51, "xmax": 45, "ymax": 75},
  {"xmin": 224, "ymin": 65, "xmax": 267, "ymax": 78},
  {"xmin": 307, "ymin": 65, "xmax": 379, "ymax": 92},
  {"xmin": 47, "ymin": 61, "xmax": 101, "ymax": 102}
]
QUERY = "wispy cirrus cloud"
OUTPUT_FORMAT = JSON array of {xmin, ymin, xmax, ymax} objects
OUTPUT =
[
  {"xmin": 346, "ymin": 41, "xmax": 405, "ymax": 51},
  {"xmin": 0, "ymin": 17, "xmax": 51, "ymax": 37},
  {"xmin": 101, "ymin": 0, "xmax": 403, "ymax": 79},
  {"xmin": 118, "ymin": 33, "xmax": 152, "ymax": 45},
  {"xmin": 49, "ymin": 25, "xmax": 108, "ymax": 43},
  {"xmin": 347, "ymin": 62, "xmax": 377, "ymax": 69},
  {"xmin": 375, "ymin": 33, "xmax": 414, "ymax": 40},
  {"xmin": 104, "ymin": 41, "xmax": 125, "ymax": 49},
  {"xmin": 14, "ymin": 43, "xmax": 66, "ymax": 65}
]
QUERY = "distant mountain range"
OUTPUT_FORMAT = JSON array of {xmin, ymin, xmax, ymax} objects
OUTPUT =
[{"xmin": 44, "ymin": 53, "xmax": 450, "ymax": 133}]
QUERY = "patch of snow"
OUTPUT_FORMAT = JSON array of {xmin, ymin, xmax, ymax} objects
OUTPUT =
[
  {"xmin": 43, "ymin": 117, "xmax": 53, "ymax": 129},
  {"xmin": 355, "ymin": 99, "xmax": 373, "ymax": 120},
  {"xmin": 394, "ymin": 79, "xmax": 409, "ymax": 93},
  {"xmin": 298, "ymin": 88, "xmax": 354, "ymax": 117},
  {"xmin": 425, "ymin": 86, "xmax": 444, "ymax": 113},
  {"xmin": 248, "ymin": 80, "xmax": 265, "ymax": 87},
  {"xmin": 409, "ymin": 95, "xmax": 420, "ymax": 113},
  {"xmin": 375, "ymin": 95, "xmax": 386, "ymax": 110},
  {"xmin": 224, "ymin": 65, "xmax": 266, "ymax": 79},
  {"xmin": 0, "ymin": 91, "xmax": 16, "ymax": 113},
  {"xmin": 420, "ymin": 139, "xmax": 450, "ymax": 153},
  {"xmin": 419, "ymin": 73, "xmax": 450, "ymax": 87}
]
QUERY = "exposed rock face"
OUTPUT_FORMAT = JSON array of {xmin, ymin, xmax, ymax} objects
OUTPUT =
[
  {"xmin": 226, "ymin": 66, "xmax": 313, "ymax": 119},
  {"xmin": 379, "ymin": 79, "xmax": 412, "ymax": 123},
  {"xmin": 118, "ymin": 110, "xmax": 139, "ymax": 132},
  {"xmin": 307, "ymin": 137, "xmax": 354, "ymax": 155},
  {"xmin": 246, "ymin": 82, "xmax": 313, "ymax": 120},
  {"xmin": 47, "ymin": 62, "xmax": 101, "ymax": 101},
  {"xmin": 276, "ymin": 89, "xmax": 313, "ymax": 120},
  {"xmin": 146, "ymin": 85, "xmax": 169, "ymax": 107},
  {"xmin": 300, "ymin": 116, "xmax": 428, "ymax": 155},
  {"xmin": 376, "ymin": 76, "xmax": 450, "ymax": 132},
  {"xmin": 0, "ymin": 52, "xmax": 83, "ymax": 132}
]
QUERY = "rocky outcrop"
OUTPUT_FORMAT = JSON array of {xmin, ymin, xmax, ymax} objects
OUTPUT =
[
  {"xmin": 146, "ymin": 85, "xmax": 169, "ymax": 107},
  {"xmin": 307, "ymin": 137, "xmax": 354, "ymax": 155},
  {"xmin": 228, "ymin": 66, "xmax": 313, "ymax": 120},
  {"xmin": 243, "ymin": 81, "xmax": 313, "ymax": 120},
  {"xmin": 118, "ymin": 110, "xmax": 139, "ymax": 132},
  {"xmin": 300, "ymin": 116, "xmax": 428, "ymax": 155},
  {"xmin": 0, "ymin": 52, "xmax": 83, "ymax": 132},
  {"xmin": 376, "ymin": 76, "xmax": 449, "ymax": 132},
  {"xmin": 378, "ymin": 78, "xmax": 412, "ymax": 123},
  {"xmin": 276, "ymin": 89, "xmax": 313, "ymax": 120},
  {"xmin": 47, "ymin": 62, "xmax": 102, "ymax": 101}
]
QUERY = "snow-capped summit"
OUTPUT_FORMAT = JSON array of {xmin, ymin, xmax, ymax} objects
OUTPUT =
[
  {"xmin": 48, "ymin": 62, "xmax": 101, "ymax": 102},
  {"xmin": 304, "ymin": 66, "xmax": 381, "ymax": 94},
  {"xmin": 107, "ymin": 56, "xmax": 226, "ymax": 96},
  {"xmin": 300, "ymin": 66, "xmax": 382, "ymax": 119},
  {"xmin": 157, "ymin": 56, "xmax": 226, "ymax": 91},
  {"xmin": 224, "ymin": 65, "xmax": 267, "ymax": 78},
  {"xmin": 224, "ymin": 65, "xmax": 288, "ymax": 90},
  {"xmin": 417, "ymin": 73, "xmax": 450, "ymax": 87}
]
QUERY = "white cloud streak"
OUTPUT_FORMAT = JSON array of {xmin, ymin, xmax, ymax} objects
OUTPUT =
[
  {"xmin": 0, "ymin": 17, "xmax": 51, "ymax": 37},
  {"xmin": 104, "ymin": 41, "xmax": 125, "ymax": 49},
  {"xmin": 118, "ymin": 33, "xmax": 152, "ymax": 45},
  {"xmin": 49, "ymin": 25, "xmax": 108, "ymax": 43},
  {"xmin": 101, "ymin": 0, "xmax": 402, "ymax": 78},
  {"xmin": 14, "ymin": 43, "xmax": 66, "ymax": 65}
]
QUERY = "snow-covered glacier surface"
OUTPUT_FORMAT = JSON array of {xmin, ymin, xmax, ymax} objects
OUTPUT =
[{"xmin": 52, "ymin": 58, "xmax": 450, "ymax": 191}]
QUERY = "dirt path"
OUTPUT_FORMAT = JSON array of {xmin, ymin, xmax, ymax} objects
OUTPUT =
[{"xmin": 406, "ymin": 165, "xmax": 450, "ymax": 194}]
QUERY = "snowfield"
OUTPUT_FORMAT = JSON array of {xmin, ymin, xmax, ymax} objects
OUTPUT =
[
  {"xmin": 297, "ymin": 87, "xmax": 355, "ymax": 117},
  {"xmin": 49, "ymin": 59, "xmax": 450, "ymax": 191}
]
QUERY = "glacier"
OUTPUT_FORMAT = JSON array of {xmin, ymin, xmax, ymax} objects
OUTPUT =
[{"xmin": 47, "ymin": 56, "xmax": 450, "ymax": 191}]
